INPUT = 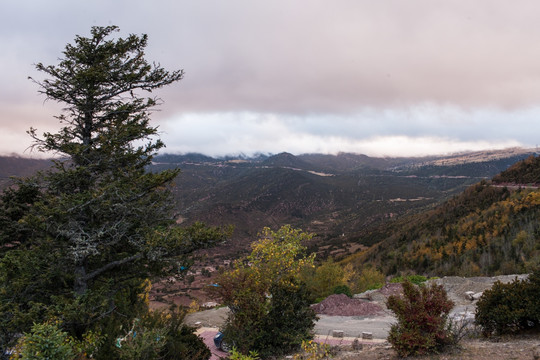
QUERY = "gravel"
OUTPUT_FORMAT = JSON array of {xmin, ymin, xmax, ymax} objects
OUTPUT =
[{"xmin": 312, "ymin": 294, "xmax": 385, "ymax": 316}]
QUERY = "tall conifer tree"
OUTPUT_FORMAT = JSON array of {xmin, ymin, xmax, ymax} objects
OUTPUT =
[{"xmin": 1, "ymin": 26, "xmax": 227, "ymax": 355}]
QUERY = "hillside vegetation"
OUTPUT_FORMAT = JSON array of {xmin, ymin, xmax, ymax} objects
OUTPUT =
[
  {"xmin": 492, "ymin": 154, "xmax": 540, "ymax": 185},
  {"xmin": 0, "ymin": 156, "xmax": 51, "ymax": 189},
  {"xmin": 347, "ymin": 155, "xmax": 540, "ymax": 276},
  {"xmin": 155, "ymin": 150, "xmax": 535, "ymax": 257}
]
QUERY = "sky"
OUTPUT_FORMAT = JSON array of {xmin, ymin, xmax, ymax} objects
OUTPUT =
[{"xmin": 1, "ymin": 1, "xmax": 540, "ymax": 158}]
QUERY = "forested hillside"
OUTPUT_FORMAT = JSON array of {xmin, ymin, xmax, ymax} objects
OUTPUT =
[
  {"xmin": 0, "ymin": 156, "xmax": 51, "ymax": 188},
  {"xmin": 153, "ymin": 150, "xmax": 534, "ymax": 256},
  {"xmin": 492, "ymin": 154, "xmax": 540, "ymax": 185},
  {"xmin": 347, "ymin": 155, "xmax": 540, "ymax": 276}
]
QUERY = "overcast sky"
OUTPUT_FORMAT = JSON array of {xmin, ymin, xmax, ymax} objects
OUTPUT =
[{"xmin": 2, "ymin": 1, "xmax": 540, "ymax": 158}]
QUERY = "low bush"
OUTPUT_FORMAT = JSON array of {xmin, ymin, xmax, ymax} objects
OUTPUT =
[
  {"xmin": 210, "ymin": 225, "xmax": 316, "ymax": 358},
  {"xmin": 292, "ymin": 340, "xmax": 331, "ymax": 360},
  {"xmin": 257, "ymin": 281, "xmax": 317, "ymax": 356},
  {"xmin": 11, "ymin": 320, "xmax": 101, "ymax": 360},
  {"xmin": 332, "ymin": 284, "xmax": 352, "ymax": 297},
  {"xmin": 114, "ymin": 309, "xmax": 210, "ymax": 360},
  {"xmin": 475, "ymin": 268, "xmax": 540, "ymax": 336},
  {"xmin": 213, "ymin": 226, "xmax": 317, "ymax": 358},
  {"xmin": 353, "ymin": 267, "xmax": 385, "ymax": 293},
  {"xmin": 229, "ymin": 347, "xmax": 260, "ymax": 360},
  {"xmin": 301, "ymin": 258, "xmax": 346, "ymax": 300},
  {"xmin": 390, "ymin": 274, "xmax": 428, "ymax": 285},
  {"xmin": 221, "ymin": 278, "xmax": 317, "ymax": 358},
  {"xmin": 386, "ymin": 280, "xmax": 454, "ymax": 357}
]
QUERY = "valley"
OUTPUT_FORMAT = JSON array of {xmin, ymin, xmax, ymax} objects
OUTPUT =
[
  {"xmin": 2, "ymin": 148, "xmax": 539, "ymax": 309},
  {"xmin": 147, "ymin": 148, "xmax": 539, "ymax": 308},
  {"xmin": 156, "ymin": 148, "xmax": 536, "ymax": 259}
]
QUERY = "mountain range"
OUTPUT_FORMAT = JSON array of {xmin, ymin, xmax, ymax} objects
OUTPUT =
[
  {"xmin": 1, "ymin": 147, "xmax": 538, "ymax": 271},
  {"xmin": 151, "ymin": 147, "xmax": 537, "ymax": 259}
]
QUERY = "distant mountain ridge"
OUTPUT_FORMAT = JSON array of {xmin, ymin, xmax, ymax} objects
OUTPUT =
[
  {"xmin": 0, "ymin": 156, "xmax": 52, "ymax": 188},
  {"xmin": 153, "ymin": 147, "xmax": 537, "ymax": 172}
]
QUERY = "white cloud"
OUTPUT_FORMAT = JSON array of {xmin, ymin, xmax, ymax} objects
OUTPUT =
[
  {"xmin": 159, "ymin": 107, "xmax": 533, "ymax": 157},
  {"xmin": 2, "ymin": 1, "xmax": 540, "ymax": 157}
]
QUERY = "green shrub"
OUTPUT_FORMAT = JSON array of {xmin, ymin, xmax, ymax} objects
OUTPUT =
[
  {"xmin": 257, "ymin": 281, "xmax": 317, "ymax": 357},
  {"xmin": 386, "ymin": 280, "xmax": 454, "ymax": 357},
  {"xmin": 229, "ymin": 347, "xmax": 260, "ymax": 360},
  {"xmin": 475, "ymin": 269, "xmax": 540, "ymax": 336},
  {"xmin": 354, "ymin": 267, "xmax": 385, "ymax": 293},
  {"xmin": 302, "ymin": 258, "xmax": 345, "ymax": 300},
  {"xmin": 222, "ymin": 278, "xmax": 317, "ymax": 358},
  {"xmin": 213, "ymin": 226, "xmax": 317, "ymax": 358},
  {"xmin": 12, "ymin": 321, "xmax": 75, "ymax": 360},
  {"xmin": 390, "ymin": 274, "xmax": 428, "ymax": 285},
  {"xmin": 528, "ymin": 269, "xmax": 540, "ymax": 321},
  {"xmin": 332, "ymin": 284, "xmax": 352, "ymax": 297},
  {"xmin": 11, "ymin": 321, "xmax": 101, "ymax": 360},
  {"xmin": 114, "ymin": 309, "xmax": 210, "ymax": 360},
  {"xmin": 115, "ymin": 323, "xmax": 165, "ymax": 360}
]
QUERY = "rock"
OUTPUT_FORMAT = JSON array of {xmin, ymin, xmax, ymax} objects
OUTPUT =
[
  {"xmin": 362, "ymin": 332, "xmax": 373, "ymax": 340},
  {"xmin": 472, "ymin": 292, "xmax": 483, "ymax": 300},
  {"xmin": 463, "ymin": 290, "xmax": 483, "ymax": 301},
  {"xmin": 332, "ymin": 330, "xmax": 344, "ymax": 338},
  {"xmin": 352, "ymin": 339, "xmax": 363, "ymax": 350},
  {"xmin": 354, "ymin": 289, "xmax": 376, "ymax": 301},
  {"xmin": 202, "ymin": 301, "xmax": 219, "ymax": 308}
]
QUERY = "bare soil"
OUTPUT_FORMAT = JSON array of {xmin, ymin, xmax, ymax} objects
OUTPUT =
[
  {"xmin": 331, "ymin": 334, "xmax": 540, "ymax": 360},
  {"xmin": 312, "ymin": 294, "xmax": 385, "ymax": 316}
]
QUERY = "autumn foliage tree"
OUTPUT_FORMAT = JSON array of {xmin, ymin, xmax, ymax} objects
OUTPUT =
[
  {"xmin": 212, "ymin": 226, "xmax": 317, "ymax": 358},
  {"xmin": 386, "ymin": 280, "xmax": 454, "ymax": 357}
]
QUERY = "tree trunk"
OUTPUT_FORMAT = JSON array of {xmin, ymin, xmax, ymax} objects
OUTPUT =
[{"xmin": 74, "ymin": 262, "xmax": 88, "ymax": 296}]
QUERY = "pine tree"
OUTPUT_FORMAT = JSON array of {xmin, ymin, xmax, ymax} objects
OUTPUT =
[
  {"xmin": 27, "ymin": 25, "xmax": 185, "ymax": 296},
  {"xmin": 1, "ymin": 26, "xmax": 228, "ymax": 354}
]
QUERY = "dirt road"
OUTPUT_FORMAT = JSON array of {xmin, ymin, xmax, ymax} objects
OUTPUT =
[
  {"xmin": 314, "ymin": 314, "xmax": 395, "ymax": 339},
  {"xmin": 185, "ymin": 307, "xmax": 395, "ymax": 340}
]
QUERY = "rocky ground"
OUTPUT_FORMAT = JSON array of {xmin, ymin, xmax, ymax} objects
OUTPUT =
[
  {"xmin": 329, "ymin": 335, "xmax": 540, "ymax": 360},
  {"xmin": 185, "ymin": 274, "xmax": 540, "ymax": 359},
  {"xmin": 313, "ymin": 274, "xmax": 540, "ymax": 359}
]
